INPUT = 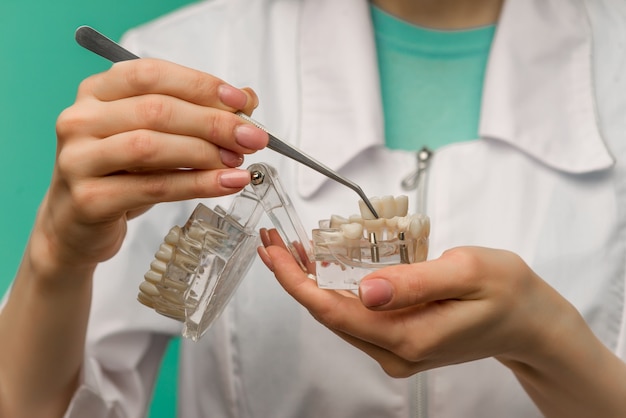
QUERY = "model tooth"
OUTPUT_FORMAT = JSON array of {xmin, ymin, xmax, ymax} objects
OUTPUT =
[
  {"xmin": 380, "ymin": 195, "xmax": 396, "ymax": 219},
  {"xmin": 150, "ymin": 259, "xmax": 167, "ymax": 274},
  {"xmin": 137, "ymin": 292, "xmax": 156, "ymax": 309},
  {"xmin": 187, "ymin": 222, "xmax": 209, "ymax": 242},
  {"xmin": 164, "ymin": 226, "xmax": 181, "ymax": 245},
  {"xmin": 396, "ymin": 215, "xmax": 411, "ymax": 232},
  {"xmin": 139, "ymin": 281, "xmax": 161, "ymax": 297},
  {"xmin": 395, "ymin": 195, "xmax": 409, "ymax": 217},
  {"xmin": 144, "ymin": 270, "xmax": 163, "ymax": 284},
  {"xmin": 359, "ymin": 197, "xmax": 381, "ymax": 220},
  {"xmin": 340, "ymin": 223, "xmax": 364, "ymax": 240},
  {"xmin": 318, "ymin": 229, "xmax": 345, "ymax": 245},
  {"xmin": 329, "ymin": 215, "xmax": 349, "ymax": 229},
  {"xmin": 157, "ymin": 287, "xmax": 185, "ymax": 305},
  {"xmin": 155, "ymin": 243, "xmax": 174, "ymax": 262},
  {"xmin": 348, "ymin": 214, "xmax": 364, "ymax": 224},
  {"xmin": 421, "ymin": 215, "xmax": 430, "ymax": 238},
  {"xmin": 162, "ymin": 277, "xmax": 188, "ymax": 292},
  {"xmin": 364, "ymin": 218, "xmax": 385, "ymax": 236},
  {"xmin": 386, "ymin": 216, "xmax": 399, "ymax": 230},
  {"xmin": 408, "ymin": 216, "xmax": 424, "ymax": 239}
]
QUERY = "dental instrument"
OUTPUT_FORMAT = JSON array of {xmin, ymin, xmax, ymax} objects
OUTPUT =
[{"xmin": 74, "ymin": 25, "xmax": 380, "ymax": 219}]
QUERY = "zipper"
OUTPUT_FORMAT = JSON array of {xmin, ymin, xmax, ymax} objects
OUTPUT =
[
  {"xmin": 401, "ymin": 147, "xmax": 433, "ymax": 214},
  {"xmin": 402, "ymin": 146, "xmax": 433, "ymax": 418}
]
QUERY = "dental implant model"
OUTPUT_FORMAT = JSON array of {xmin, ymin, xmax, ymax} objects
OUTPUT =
[
  {"xmin": 312, "ymin": 195, "xmax": 430, "ymax": 290},
  {"xmin": 137, "ymin": 163, "xmax": 429, "ymax": 341},
  {"xmin": 137, "ymin": 163, "xmax": 313, "ymax": 341}
]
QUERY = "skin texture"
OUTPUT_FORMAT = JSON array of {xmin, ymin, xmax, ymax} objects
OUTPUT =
[
  {"xmin": 258, "ymin": 229, "xmax": 626, "ymax": 418},
  {"xmin": 0, "ymin": 59, "xmax": 266, "ymax": 418},
  {"xmin": 1, "ymin": 0, "xmax": 625, "ymax": 416}
]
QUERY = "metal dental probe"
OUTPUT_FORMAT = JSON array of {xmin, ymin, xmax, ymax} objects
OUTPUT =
[{"xmin": 74, "ymin": 25, "xmax": 380, "ymax": 219}]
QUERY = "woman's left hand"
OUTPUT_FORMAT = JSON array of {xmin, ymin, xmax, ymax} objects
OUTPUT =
[{"xmin": 257, "ymin": 228, "xmax": 574, "ymax": 377}]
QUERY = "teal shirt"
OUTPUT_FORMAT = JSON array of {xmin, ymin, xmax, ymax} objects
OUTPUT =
[{"xmin": 371, "ymin": 6, "xmax": 495, "ymax": 151}]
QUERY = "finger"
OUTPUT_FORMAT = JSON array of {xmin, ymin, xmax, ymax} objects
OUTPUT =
[
  {"xmin": 266, "ymin": 245, "xmax": 466, "ymax": 361},
  {"xmin": 81, "ymin": 59, "xmax": 256, "ymax": 113},
  {"xmin": 60, "ymin": 95, "xmax": 268, "ymax": 154},
  {"xmin": 59, "ymin": 130, "xmax": 244, "ymax": 177},
  {"xmin": 69, "ymin": 168, "xmax": 250, "ymax": 221},
  {"xmin": 358, "ymin": 248, "xmax": 487, "ymax": 310}
]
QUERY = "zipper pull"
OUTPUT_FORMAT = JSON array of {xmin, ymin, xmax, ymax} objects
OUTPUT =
[
  {"xmin": 401, "ymin": 147, "xmax": 433, "ymax": 215},
  {"xmin": 401, "ymin": 147, "xmax": 433, "ymax": 191}
]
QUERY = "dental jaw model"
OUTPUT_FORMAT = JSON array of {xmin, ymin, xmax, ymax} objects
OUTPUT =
[
  {"xmin": 313, "ymin": 195, "xmax": 430, "ymax": 290},
  {"xmin": 138, "ymin": 164, "xmax": 429, "ymax": 341}
]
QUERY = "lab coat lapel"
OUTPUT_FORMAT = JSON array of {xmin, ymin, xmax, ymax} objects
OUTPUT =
[
  {"xmin": 480, "ymin": 0, "xmax": 614, "ymax": 173},
  {"xmin": 298, "ymin": 0, "xmax": 384, "ymax": 198}
]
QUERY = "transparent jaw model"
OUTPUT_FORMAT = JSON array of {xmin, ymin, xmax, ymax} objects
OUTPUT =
[
  {"xmin": 313, "ymin": 196, "xmax": 430, "ymax": 290},
  {"xmin": 138, "ymin": 163, "xmax": 429, "ymax": 341}
]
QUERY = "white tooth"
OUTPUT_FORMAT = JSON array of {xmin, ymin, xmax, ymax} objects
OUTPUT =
[
  {"xmin": 349, "ymin": 214, "xmax": 364, "ymax": 224},
  {"xmin": 386, "ymin": 216, "xmax": 399, "ymax": 230},
  {"xmin": 187, "ymin": 222, "xmax": 208, "ymax": 242},
  {"xmin": 329, "ymin": 215, "xmax": 349, "ymax": 229},
  {"xmin": 396, "ymin": 216, "xmax": 412, "ymax": 232},
  {"xmin": 318, "ymin": 230, "xmax": 345, "ymax": 245},
  {"xmin": 421, "ymin": 215, "xmax": 431, "ymax": 237},
  {"xmin": 408, "ymin": 216, "xmax": 425, "ymax": 239},
  {"xmin": 364, "ymin": 218, "xmax": 385, "ymax": 236},
  {"xmin": 150, "ymin": 259, "xmax": 167, "ymax": 273},
  {"xmin": 408, "ymin": 215, "xmax": 431, "ymax": 239},
  {"xmin": 359, "ymin": 197, "xmax": 380, "ymax": 220},
  {"xmin": 164, "ymin": 226, "xmax": 181, "ymax": 245},
  {"xmin": 137, "ymin": 292, "xmax": 156, "ymax": 309},
  {"xmin": 395, "ymin": 195, "xmax": 409, "ymax": 217},
  {"xmin": 155, "ymin": 243, "xmax": 174, "ymax": 262},
  {"xmin": 340, "ymin": 223, "xmax": 364, "ymax": 240},
  {"xmin": 139, "ymin": 281, "xmax": 161, "ymax": 297},
  {"xmin": 380, "ymin": 195, "xmax": 396, "ymax": 219},
  {"xmin": 144, "ymin": 270, "xmax": 163, "ymax": 284}
]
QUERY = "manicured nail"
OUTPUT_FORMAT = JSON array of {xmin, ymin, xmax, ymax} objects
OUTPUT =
[
  {"xmin": 218, "ymin": 84, "xmax": 248, "ymax": 109},
  {"xmin": 219, "ymin": 170, "xmax": 250, "ymax": 188},
  {"xmin": 234, "ymin": 124, "xmax": 268, "ymax": 150},
  {"xmin": 359, "ymin": 278, "xmax": 393, "ymax": 307},
  {"xmin": 219, "ymin": 148, "xmax": 244, "ymax": 167}
]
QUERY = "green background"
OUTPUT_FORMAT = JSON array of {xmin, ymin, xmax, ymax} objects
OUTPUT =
[{"xmin": 0, "ymin": 1, "xmax": 195, "ymax": 416}]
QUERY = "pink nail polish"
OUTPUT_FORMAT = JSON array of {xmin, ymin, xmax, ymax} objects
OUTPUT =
[
  {"xmin": 359, "ymin": 278, "xmax": 393, "ymax": 307},
  {"xmin": 219, "ymin": 170, "xmax": 251, "ymax": 188},
  {"xmin": 234, "ymin": 124, "xmax": 268, "ymax": 150},
  {"xmin": 218, "ymin": 84, "xmax": 248, "ymax": 109},
  {"xmin": 219, "ymin": 149, "xmax": 244, "ymax": 167}
]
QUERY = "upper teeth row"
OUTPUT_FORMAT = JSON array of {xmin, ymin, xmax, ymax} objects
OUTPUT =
[
  {"xmin": 359, "ymin": 195, "xmax": 408, "ymax": 220},
  {"xmin": 324, "ymin": 195, "xmax": 429, "ymax": 241}
]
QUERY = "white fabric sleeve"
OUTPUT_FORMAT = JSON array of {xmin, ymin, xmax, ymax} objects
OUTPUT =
[{"xmin": 62, "ymin": 200, "xmax": 192, "ymax": 417}]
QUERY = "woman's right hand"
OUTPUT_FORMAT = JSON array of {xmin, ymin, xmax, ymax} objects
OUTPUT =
[{"xmin": 41, "ymin": 58, "xmax": 268, "ymax": 273}]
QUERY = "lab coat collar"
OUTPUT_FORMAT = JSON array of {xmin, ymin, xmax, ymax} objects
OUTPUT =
[
  {"xmin": 297, "ymin": 0, "xmax": 614, "ymax": 198},
  {"xmin": 480, "ymin": 0, "xmax": 614, "ymax": 174}
]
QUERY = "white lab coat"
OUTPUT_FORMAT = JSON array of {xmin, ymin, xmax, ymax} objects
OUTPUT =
[{"xmin": 62, "ymin": 0, "xmax": 626, "ymax": 416}]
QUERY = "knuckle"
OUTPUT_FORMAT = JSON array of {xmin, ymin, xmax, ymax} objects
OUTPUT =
[
  {"xmin": 56, "ymin": 106, "xmax": 89, "ymax": 139},
  {"xmin": 125, "ymin": 59, "xmax": 163, "ymax": 92},
  {"xmin": 126, "ymin": 130, "xmax": 158, "ymax": 163},
  {"xmin": 136, "ymin": 96, "xmax": 171, "ymax": 128},
  {"xmin": 142, "ymin": 173, "xmax": 171, "ymax": 199}
]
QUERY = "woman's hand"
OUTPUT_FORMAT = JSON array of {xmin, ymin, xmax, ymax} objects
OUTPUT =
[
  {"xmin": 42, "ymin": 58, "xmax": 268, "ymax": 273},
  {"xmin": 258, "ymin": 229, "xmax": 626, "ymax": 417}
]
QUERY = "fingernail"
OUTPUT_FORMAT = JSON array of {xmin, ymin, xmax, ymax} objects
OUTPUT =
[
  {"xmin": 219, "ymin": 149, "xmax": 244, "ymax": 167},
  {"xmin": 359, "ymin": 278, "xmax": 393, "ymax": 307},
  {"xmin": 234, "ymin": 124, "xmax": 268, "ymax": 150},
  {"xmin": 218, "ymin": 84, "xmax": 248, "ymax": 109},
  {"xmin": 218, "ymin": 170, "xmax": 250, "ymax": 188}
]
